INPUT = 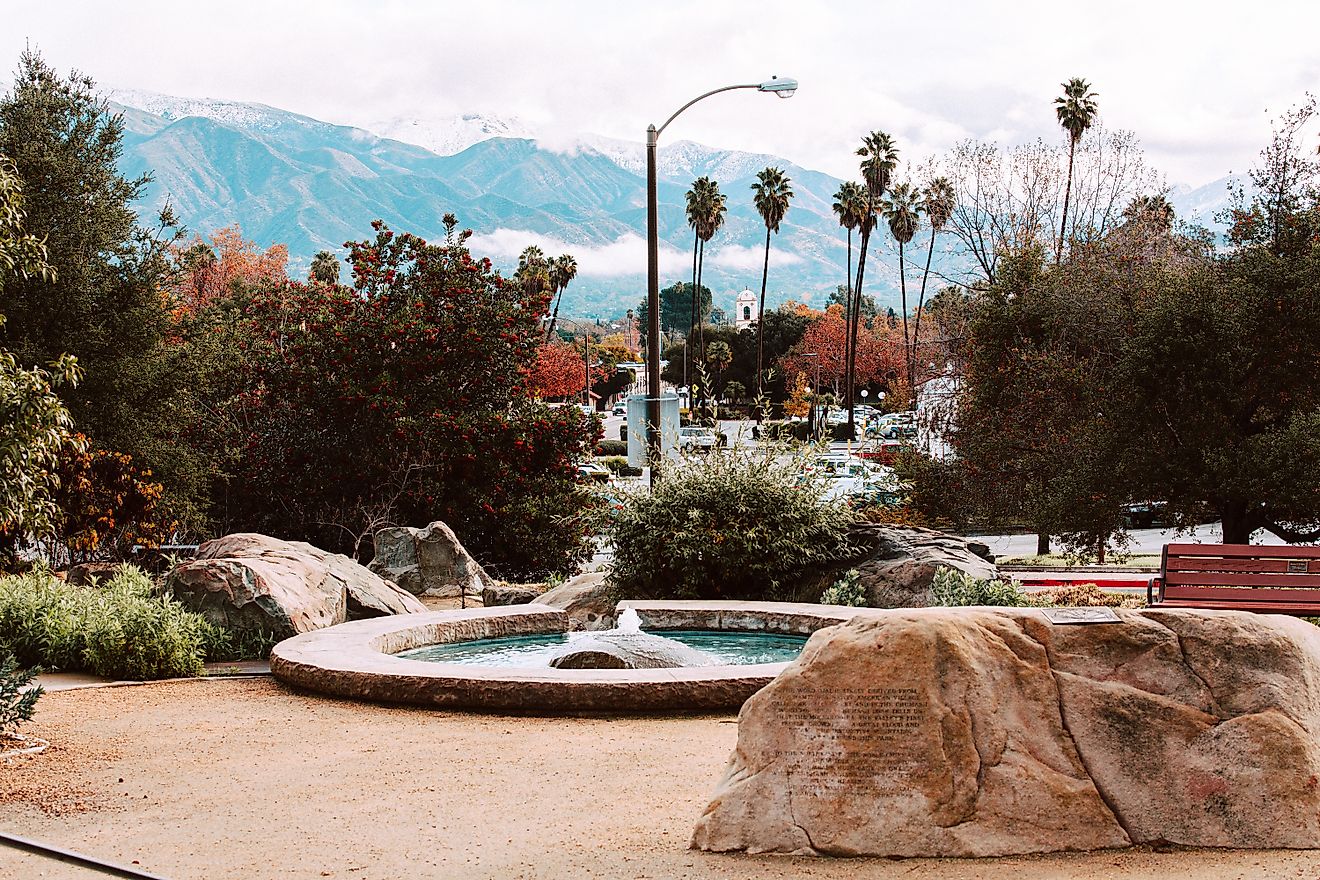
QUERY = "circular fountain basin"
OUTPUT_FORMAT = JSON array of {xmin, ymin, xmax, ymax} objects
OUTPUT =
[{"xmin": 269, "ymin": 600, "xmax": 866, "ymax": 713}]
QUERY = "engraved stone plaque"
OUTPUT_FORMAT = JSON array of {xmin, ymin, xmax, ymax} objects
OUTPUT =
[{"xmin": 1041, "ymin": 607, "xmax": 1122, "ymax": 625}]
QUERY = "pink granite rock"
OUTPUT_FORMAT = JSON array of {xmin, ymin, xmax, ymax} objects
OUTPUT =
[
  {"xmin": 692, "ymin": 607, "xmax": 1320, "ymax": 857},
  {"xmin": 166, "ymin": 533, "xmax": 425, "ymax": 640}
]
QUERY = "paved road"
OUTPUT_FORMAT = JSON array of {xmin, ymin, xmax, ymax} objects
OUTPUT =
[{"xmin": 973, "ymin": 522, "xmax": 1293, "ymax": 558}]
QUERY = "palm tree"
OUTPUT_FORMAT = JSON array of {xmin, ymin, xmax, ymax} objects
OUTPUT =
[
  {"xmin": 1122, "ymin": 193, "xmax": 1175, "ymax": 230},
  {"xmin": 884, "ymin": 182, "xmax": 923, "ymax": 388},
  {"xmin": 516, "ymin": 245, "xmax": 549, "ymax": 299},
  {"xmin": 684, "ymin": 178, "xmax": 707, "ymax": 378},
  {"xmin": 695, "ymin": 179, "xmax": 726, "ymax": 357},
  {"xmin": 846, "ymin": 131, "xmax": 898, "ymax": 438},
  {"xmin": 832, "ymin": 181, "xmax": 868, "ymax": 323},
  {"xmin": 1054, "ymin": 77, "xmax": 1099, "ymax": 263},
  {"xmin": 706, "ymin": 340, "xmax": 732, "ymax": 398},
  {"xmin": 751, "ymin": 167, "xmax": 793, "ymax": 397},
  {"xmin": 912, "ymin": 176, "xmax": 955, "ymax": 388},
  {"xmin": 543, "ymin": 254, "xmax": 578, "ymax": 341}
]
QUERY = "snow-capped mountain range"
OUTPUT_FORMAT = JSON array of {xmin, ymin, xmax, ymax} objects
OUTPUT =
[{"xmin": 99, "ymin": 86, "xmax": 1239, "ymax": 318}]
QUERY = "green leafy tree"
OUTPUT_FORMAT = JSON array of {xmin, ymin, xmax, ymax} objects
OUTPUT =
[
  {"xmin": 1054, "ymin": 77, "xmax": 1099, "ymax": 262},
  {"xmin": 0, "ymin": 51, "xmax": 197, "ymax": 527},
  {"xmin": 635, "ymin": 282, "xmax": 712, "ymax": 354},
  {"xmin": 826, "ymin": 284, "xmax": 877, "ymax": 323},
  {"xmin": 222, "ymin": 219, "xmax": 600, "ymax": 579},
  {"xmin": 751, "ymin": 167, "xmax": 794, "ymax": 397},
  {"xmin": 0, "ymin": 156, "xmax": 86, "ymax": 556}
]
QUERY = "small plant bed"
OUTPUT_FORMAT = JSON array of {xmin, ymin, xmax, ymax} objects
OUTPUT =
[
  {"xmin": 0, "ymin": 565, "xmax": 271, "ymax": 681},
  {"xmin": 997, "ymin": 553, "xmax": 1162, "ymax": 569}
]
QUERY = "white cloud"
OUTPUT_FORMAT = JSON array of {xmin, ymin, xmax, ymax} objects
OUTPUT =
[
  {"xmin": 707, "ymin": 243, "xmax": 803, "ymax": 272},
  {"xmin": 5, "ymin": 0, "xmax": 1319, "ymax": 188},
  {"xmin": 466, "ymin": 229, "xmax": 688, "ymax": 278}
]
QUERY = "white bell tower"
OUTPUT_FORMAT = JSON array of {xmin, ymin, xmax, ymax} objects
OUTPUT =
[{"xmin": 734, "ymin": 288, "xmax": 758, "ymax": 330}]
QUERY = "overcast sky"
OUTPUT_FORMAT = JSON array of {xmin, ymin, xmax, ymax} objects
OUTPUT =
[{"xmin": 4, "ymin": 0, "xmax": 1318, "ymax": 188}]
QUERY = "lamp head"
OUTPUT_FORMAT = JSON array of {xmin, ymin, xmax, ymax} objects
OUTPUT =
[{"xmin": 758, "ymin": 76, "xmax": 798, "ymax": 99}]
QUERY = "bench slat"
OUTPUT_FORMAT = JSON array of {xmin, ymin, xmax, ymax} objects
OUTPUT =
[
  {"xmin": 1151, "ymin": 598, "xmax": 1320, "ymax": 614},
  {"xmin": 1161, "ymin": 584, "xmax": 1320, "ymax": 603},
  {"xmin": 1164, "ymin": 571, "xmax": 1320, "ymax": 589},
  {"xmin": 1165, "ymin": 557, "xmax": 1320, "ymax": 574},
  {"xmin": 1165, "ymin": 543, "xmax": 1320, "ymax": 560}
]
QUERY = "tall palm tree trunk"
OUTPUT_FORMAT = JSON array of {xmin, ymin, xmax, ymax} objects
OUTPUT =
[
  {"xmin": 546, "ymin": 286, "xmax": 564, "ymax": 342},
  {"xmin": 1056, "ymin": 140, "xmax": 1077, "ymax": 264},
  {"xmin": 846, "ymin": 224, "xmax": 874, "ymax": 439},
  {"xmin": 844, "ymin": 228, "xmax": 854, "ymax": 321},
  {"xmin": 912, "ymin": 228, "xmax": 937, "ymax": 394},
  {"xmin": 899, "ymin": 241, "xmax": 910, "ymax": 391},
  {"xmin": 756, "ymin": 226, "xmax": 771, "ymax": 400},
  {"xmin": 688, "ymin": 233, "xmax": 699, "ymax": 386},
  {"xmin": 695, "ymin": 239, "xmax": 707, "ymax": 358}
]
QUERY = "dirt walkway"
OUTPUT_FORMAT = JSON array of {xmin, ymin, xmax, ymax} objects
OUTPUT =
[{"xmin": 3, "ymin": 679, "xmax": 1319, "ymax": 880}]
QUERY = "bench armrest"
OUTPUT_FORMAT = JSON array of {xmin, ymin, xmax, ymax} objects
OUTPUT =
[{"xmin": 1147, "ymin": 577, "xmax": 1162, "ymax": 606}]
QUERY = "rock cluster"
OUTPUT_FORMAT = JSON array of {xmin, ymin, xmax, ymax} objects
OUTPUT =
[
  {"xmin": 844, "ymin": 525, "xmax": 998, "ymax": 607},
  {"xmin": 534, "ymin": 572, "xmax": 617, "ymax": 630},
  {"xmin": 166, "ymin": 533, "xmax": 425, "ymax": 640},
  {"xmin": 692, "ymin": 606, "xmax": 1320, "ymax": 857}
]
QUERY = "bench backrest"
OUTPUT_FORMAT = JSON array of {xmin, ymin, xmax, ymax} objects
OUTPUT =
[{"xmin": 1162, "ymin": 543, "xmax": 1320, "ymax": 603}]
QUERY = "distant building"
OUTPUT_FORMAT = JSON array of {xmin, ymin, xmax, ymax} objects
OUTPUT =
[{"xmin": 734, "ymin": 288, "xmax": 758, "ymax": 330}]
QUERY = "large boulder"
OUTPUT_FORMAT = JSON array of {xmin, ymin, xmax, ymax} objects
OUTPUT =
[
  {"xmin": 534, "ymin": 572, "xmax": 616, "ymax": 630},
  {"xmin": 845, "ymin": 525, "xmax": 998, "ymax": 607},
  {"xmin": 692, "ymin": 607, "xmax": 1320, "ymax": 857},
  {"xmin": 369, "ymin": 521, "xmax": 494, "ymax": 599},
  {"xmin": 65, "ymin": 562, "xmax": 126, "ymax": 586},
  {"xmin": 166, "ymin": 533, "xmax": 425, "ymax": 640},
  {"xmin": 548, "ymin": 631, "xmax": 716, "ymax": 669},
  {"xmin": 482, "ymin": 583, "xmax": 543, "ymax": 607}
]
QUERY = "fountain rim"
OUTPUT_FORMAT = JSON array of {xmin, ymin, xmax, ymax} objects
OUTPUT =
[{"xmin": 269, "ymin": 600, "xmax": 868, "ymax": 713}]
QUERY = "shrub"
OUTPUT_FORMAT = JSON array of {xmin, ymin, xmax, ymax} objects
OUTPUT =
[
  {"xmin": 608, "ymin": 446, "xmax": 859, "ymax": 601},
  {"xmin": 0, "ymin": 565, "xmax": 219, "ymax": 679},
  {"xmin": 820, "ymin": 569, "xmax": 868, "ymax": 607},
  {"xmin": 0, "ymin": 654, "xmax": 41, "ymax": 737},
  {"xmin": 598, "ymin": 456, "xmax": 641, "ymax": 477},
  {"xmin": 930, "ymin": 567, "xmax": 1032, "ymax": 607},
  {"xmin": 595, "ymin": 439, "xmax": 628, "ymax": 457}
]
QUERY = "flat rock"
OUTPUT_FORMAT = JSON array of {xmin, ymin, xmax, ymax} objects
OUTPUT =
[
  {"xmin": 166, "ymin": 533, "xmax": 425, "ymax": 640},
  {"xmin": 482, "ymin": 584, "xmax": 543, "ymax": 606},
  {"xmin": 692, "ymin": 607, "xmax": 1320, "ymax": 857},
  {"xmin": 535, "ymin": 572, "xmax": 616, "ymax": 630},
  {"xmin": 65, "ymin": 562, "xmax": 126, "ymax": 586}
]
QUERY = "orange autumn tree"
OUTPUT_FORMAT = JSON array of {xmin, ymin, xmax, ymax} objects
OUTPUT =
[
  {"xmin": 170, "ymin": 224, "xmax": 289, "ymax": 315},
  {"xmin": 780, "ymin": 305, "xmax": 903, "ymax": 394},
  {"xmin": 525, "ymin": 342, "xmax": 605, "ymax": 400}
]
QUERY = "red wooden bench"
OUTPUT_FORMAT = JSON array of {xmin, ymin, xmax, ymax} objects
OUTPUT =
[{"xmin": 1147, "ymin": 543, "xmax": 1320, "ymax": 614}]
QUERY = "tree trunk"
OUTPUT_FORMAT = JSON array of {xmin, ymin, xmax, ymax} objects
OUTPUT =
[
  {"xmin": 1221, "ymin": 501, "xmax": 1255, "ymax": 545},
  {"xmin": 912, "ymin": 228, "xmax": 938, "ymax": 397},
  {"xmin": 1036, "ymin": 532, "xmax": 1051, "ymax": 556},
  {"xmin": 756, "ymin": 226, "xmax": 771, "ymax": 401},
  {"xmin": 1056, "ymin": 140, "xmax": 1077, "ymax": 264},
  {"xmin": 899, "ymin": 240, "xmax": 910, "ymax": 391},
  {"xmin": 847, "ymin": 222, "xmax": 874, "ymax": 440},
  {"xmin": 688, "ymin": 232, "xmax": 699, "ymax": 384},
  {"xmin": 546, "ymin": 286, "xmax": 564, "ymax": 342},
  {"xmin": 696, "ymin": 238, "xmax": 706, "ymax": 359},
  {"xmin": 844, "ymin": 228, "xmax": 853, "ymax": 321}
]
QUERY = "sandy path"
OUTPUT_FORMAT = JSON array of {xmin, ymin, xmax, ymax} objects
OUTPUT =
[{"xmin": 3, "ymin": 679, "xmax": 1320, "ymax": 880}]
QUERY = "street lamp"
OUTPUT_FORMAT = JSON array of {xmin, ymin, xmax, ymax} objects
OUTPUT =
[{"xmin": 644, "ymin": 76, "xmax": 798, "ymax": 483}]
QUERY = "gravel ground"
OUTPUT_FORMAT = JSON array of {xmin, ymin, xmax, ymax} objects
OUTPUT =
[{"xmin": 4, "ymin": 678, "xmax": 1320, "ymax": 880}]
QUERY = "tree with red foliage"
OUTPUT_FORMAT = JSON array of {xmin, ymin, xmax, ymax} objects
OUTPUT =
[
  {"xmin": 170, "ymin": 224, "xmax": 288, "ymax": 315},
  {"xmin": 526, "ymin": 342, "xmax": 605, "ymax": 401},
  {"xmin": 219, "ymin": 218, "xmax": 598, "ymax": 579},
  {"xmin": 780, "ymin": 306, "xmax": 903, "ymax": 394}
]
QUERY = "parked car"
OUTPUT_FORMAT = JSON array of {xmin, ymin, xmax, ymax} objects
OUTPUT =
[
  {"xmin": 612, "ymin": 403, "xmax": 627, "ymax": 416},
  {"xmin": 678, "ymin": 426, "xmax": 718, "ymax": 452},
  {"xmin": 576, "ymin": 462, "xmax": 610, "ymax": 483}
]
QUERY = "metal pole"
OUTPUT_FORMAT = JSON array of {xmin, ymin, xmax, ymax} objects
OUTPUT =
[
  {"xmin": 0, "ymin": 832, "xmax": 172, "ymax": 880},
  {"xmin": 646, "ymin": 124, "xmax": 662, "ymax": 485}
]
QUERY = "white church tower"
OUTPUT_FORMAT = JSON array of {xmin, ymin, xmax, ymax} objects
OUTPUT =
[{"xmin": 734, "ymin": 288, "xmax": 758, "ymax": 330}]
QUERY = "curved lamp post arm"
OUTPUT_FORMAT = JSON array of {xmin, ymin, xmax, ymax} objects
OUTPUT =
[{"xmin": 655, "ymin": 84, "xmax": 760, "ymax": 139}]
